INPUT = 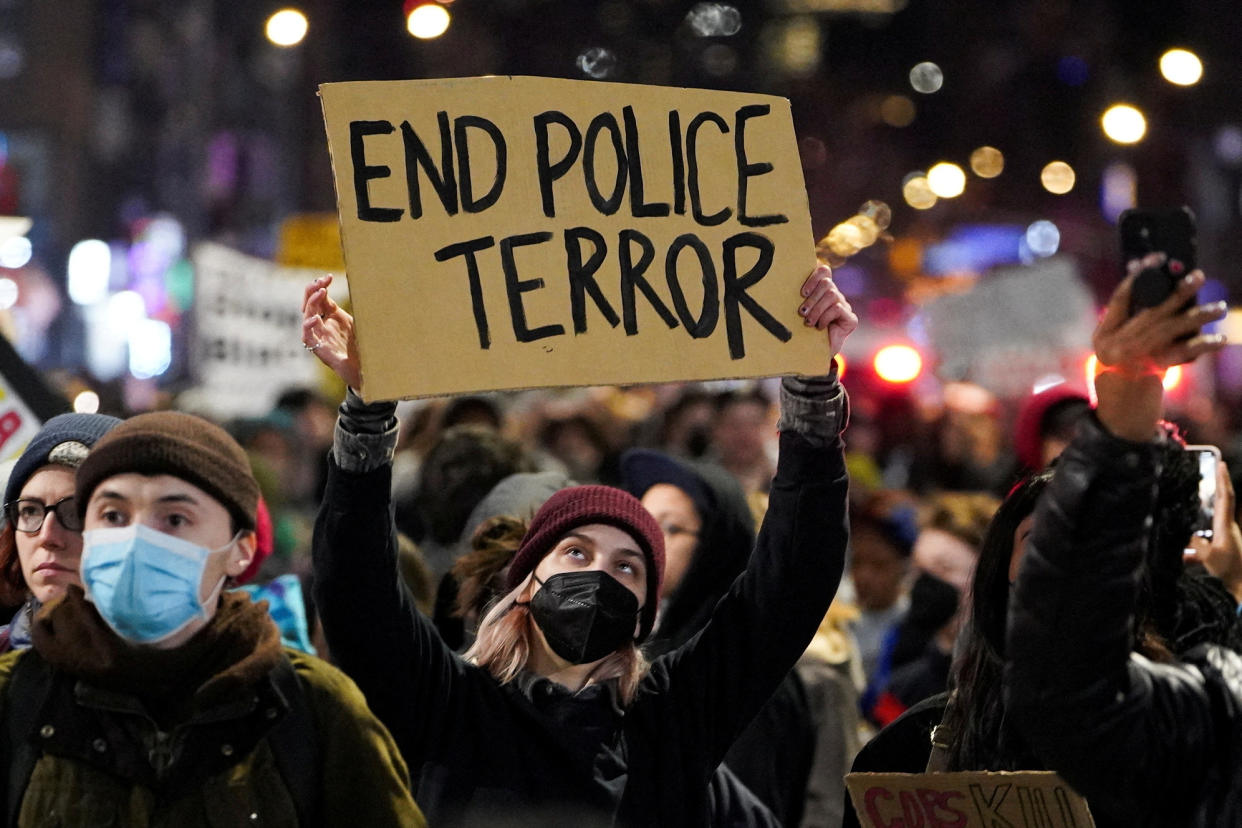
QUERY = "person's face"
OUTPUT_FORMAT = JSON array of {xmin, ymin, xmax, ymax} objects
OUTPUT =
[
  {"xmin": 1008, "ymin": 515, "xmax": 1035, "ymax": 583},
  {"xmin": 14, "ymin": 466, "xmax": 83, "ymax": 605},
  {"xmin": 712, "ymin": 400, "xmax": 770, "ymax": 467},
  {"xmin": 640, "ymin": 483, "xmax": 702, "ymax": 598},
  {"xmin": 849, "ymin": 527, "xmax": 908, "ymax": 612},
  {"xmin": 912, "ymin": 527, "xmax": 977, "ymax": 595},
  {"xmin": 83, "ymin": 473, "xmax": 255, "ymax": 646},
  {"xmin": 531, "ymin": 523, "xmax": 648, "ymax": 610}
]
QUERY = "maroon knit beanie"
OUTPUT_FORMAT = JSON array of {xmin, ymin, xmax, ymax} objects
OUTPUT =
[
  {"xmin": 505, "ymin": 484, "xmax": 665, "ymax": 641},
  {"xmin": 75, "ymin": 411, "xmax": 260, "ymax": 532}
]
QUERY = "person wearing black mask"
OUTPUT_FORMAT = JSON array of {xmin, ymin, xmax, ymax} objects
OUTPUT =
[{"xmin": 302, "ymin": 264, "xmax": 858, "ymax": 827}]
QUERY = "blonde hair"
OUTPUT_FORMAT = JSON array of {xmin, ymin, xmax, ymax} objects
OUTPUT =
[{"xmin": 464, "ymin": 572, "xmax": 650, "ymax": 705}]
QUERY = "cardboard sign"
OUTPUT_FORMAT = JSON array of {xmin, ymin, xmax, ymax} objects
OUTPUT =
[
  {"xmin": 320, "ymin": 76, "xmax": 823, "ymax": 400},
  {"xmin": 190, "ymin": 243, "xmax": 346, "ymax": 419},
  {"xmin": 846, "ymin": 771, "xmax": 1095, "ymax": 828}
]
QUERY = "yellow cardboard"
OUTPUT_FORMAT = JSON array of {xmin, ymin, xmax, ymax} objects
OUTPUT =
[
  {"xmin": 320, "ymin": 76, "xmax": 824, "ymax": 400},
  {"xmin": 846, "ymin": 771, "xmax": 1096, "ymax": 828}
]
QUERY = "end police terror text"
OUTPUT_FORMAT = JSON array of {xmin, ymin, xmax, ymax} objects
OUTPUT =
[{"xmin": 348, "ymin": 104, "xmax": 795, "ymax": 359}]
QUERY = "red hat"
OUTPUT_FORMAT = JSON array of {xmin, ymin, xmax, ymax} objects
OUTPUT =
[
  {"xmin": 505, "ymin": 485, "xmax": 665, "ymax": 641},
  {"xmin": 1013, "ymin": 384, "xmax": 1090, "ymax": 471},
  {"xmin": 234, "ymin": 496, "xmax": 274, "ymax": 585}
]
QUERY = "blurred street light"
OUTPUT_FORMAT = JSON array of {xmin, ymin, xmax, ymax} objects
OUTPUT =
[
  {"xmin": 408, "ymin": 4, "xmax": 451, "ymax": 39},
  {"xmin": 969, "ymin": 146, "xmax": 1004, "ymax": 178},
  {"xmin": 1040, "ymin": 161, "xmax": 1076, "ymax": 194},
  {"xmin": 927, "ymin": 162, "xmax": 966, "ymax": 197},
  {"xmin": 1159, "ymin": 48, "xmax": 1203, "ymax": 86},
  {"xmin": 265, "ymin": 9, "xmax": 308, "ymax": 47},
  {"xmin": 1101, "ymin": 104, "xmax": 1147, "ymax": 144}
]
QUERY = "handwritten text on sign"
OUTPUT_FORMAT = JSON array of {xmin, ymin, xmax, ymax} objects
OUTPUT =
[
  {"xmin": 845, "ymin": 771, "xmax": 1095, "ymax": 828},
  {"xmin": 320, "ymin": 76, "xmax": 822, "ymax": 400}
]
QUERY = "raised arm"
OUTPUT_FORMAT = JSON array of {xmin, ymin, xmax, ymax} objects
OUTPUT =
[
  {"xmin": 303, "ymin": 275, "xmax": 471, "ymax": 767},
  {"xmin": 637, "ymin": 264, "xmax": 857, "ymax": 767},
  {"xmin": 1005, "ymin": 257, "xmax": 1230, "ymax": 824}
]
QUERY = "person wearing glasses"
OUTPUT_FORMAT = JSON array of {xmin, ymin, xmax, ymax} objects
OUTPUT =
[{"xmin": 0, "ymin": 413, "xmax": 121, "ymax": 652}]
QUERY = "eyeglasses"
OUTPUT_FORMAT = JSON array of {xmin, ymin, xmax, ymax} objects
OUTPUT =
[{"xmin": 4, "ymin": 497, "xmax": 81, "ymax": 534}]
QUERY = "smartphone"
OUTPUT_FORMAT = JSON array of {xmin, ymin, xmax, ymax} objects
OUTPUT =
[
  {"xmin": 1185, "ymin": 444, "xmax": 1221, "ymax": 540},
  {"xmin": 1119, "ymin": 207, "xmax": 1198, "ymax": 315}
]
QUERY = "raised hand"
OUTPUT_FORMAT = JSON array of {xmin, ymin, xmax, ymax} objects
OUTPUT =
[
  {"xmin": 301, "ymin": 274, "xmax": 362, "ymax": 392},
  {"xmin": 798, "ymin": 263, "xmax": 858, "ymax": 359},
  {"xmin": 1093, "ymin": 253, "xmax": 1227, "ymax": 378}
]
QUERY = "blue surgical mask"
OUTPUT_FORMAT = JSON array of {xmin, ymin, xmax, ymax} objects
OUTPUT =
[{"xmin": 81, "ymin": 524, "xmax": 238, "ymax": 645}]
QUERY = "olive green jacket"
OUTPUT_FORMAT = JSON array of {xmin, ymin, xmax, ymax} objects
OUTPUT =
[{"xmin": 0, "ymin": 592, "xmax": 425, "ymax": 828}]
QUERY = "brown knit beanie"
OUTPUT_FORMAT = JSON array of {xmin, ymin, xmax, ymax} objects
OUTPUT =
[
  {"xmin": 75, "ymin": 411, "xmax": 259, "ymax": 531},
  {"xmin": 505, "ymin": 484, "xmax": 665, "ymax": 641}
]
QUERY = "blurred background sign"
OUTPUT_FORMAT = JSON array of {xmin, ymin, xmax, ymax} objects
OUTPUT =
[
  {"xmin": 188, "ymin": 242, "xmax": 345, "ymax": 419},
  {"xmin": 922, "ymin": 257, "xmax": 1095, "ymax": 396}
]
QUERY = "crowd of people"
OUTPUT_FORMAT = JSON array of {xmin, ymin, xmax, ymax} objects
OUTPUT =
[{"xmin": 0, "ymin": 250, "xmax": 1235, "ymax": 826}]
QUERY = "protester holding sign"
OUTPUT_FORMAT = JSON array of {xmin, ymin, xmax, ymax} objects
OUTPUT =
[
  {"xmin": 304, "ymin": 262, "xmax": 856, "ymax": 826},
  {"xmin": 1006, "ymin": 256, "xmax": 1240, "ymax": 826}
]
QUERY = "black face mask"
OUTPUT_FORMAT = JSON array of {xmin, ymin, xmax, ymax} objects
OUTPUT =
[{"xmin": 527, "ymin": 571, "xmax": 640, "ymax": 664}]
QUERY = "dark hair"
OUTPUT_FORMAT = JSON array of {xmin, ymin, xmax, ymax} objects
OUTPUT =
[
  {"xmin": 413, "ymin": 426, "xmax": 532, "ymax": 546},
  {"xmin": 0, "ymin": 523, "xmax": 24, "ymax": 606},
  {"xmin": 943, "ymin": 470, "xmax": 1051, "ymax": 771},
  {"xmin": 945, "ymin": 438, "xmax": 1201, "ymax": 770},
  {"xmin": 849, "ymin": 495, "xmax": 918, "ymax": 559},
  {"xmin": 712, "ymin": 386, "xmax": 771, "ymax": 417}
]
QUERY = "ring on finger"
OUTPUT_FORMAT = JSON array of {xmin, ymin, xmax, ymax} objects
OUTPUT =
[{"xmin": 304, "ymin": 342, "xmax": 322, "ymax": 352}]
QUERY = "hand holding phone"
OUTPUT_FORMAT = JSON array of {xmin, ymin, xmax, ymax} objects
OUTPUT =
[
  {"xmin": 1184, "ymin": 451, "xmax": 1242, "ymax": 602},
  {"xmin": 1119, "ymin": 207, "xmax": 1198, "ymax": 315}
]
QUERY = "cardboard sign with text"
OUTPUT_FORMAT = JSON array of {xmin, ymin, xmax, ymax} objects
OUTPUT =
[
  {"xmin": 847, "ymin": 771, "xmax": 1095, "ymax": 828},
  {"xmin": 320, "ymin": 76, "xmax": 823, "ymax": 400}
]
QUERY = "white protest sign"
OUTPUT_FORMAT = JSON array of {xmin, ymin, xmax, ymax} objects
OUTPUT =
[{"xmin": 190, "ymin": 242, "xmax": 345, "ymax": 419}]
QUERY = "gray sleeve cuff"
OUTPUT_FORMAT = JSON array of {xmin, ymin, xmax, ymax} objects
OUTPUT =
[
  {"xmin": 332, "ymin": 388, "xmax": 400, "ymax": 474},
  {"xmin": 776, "ymin": 365, "xmax": 849, "ymax": 447}
]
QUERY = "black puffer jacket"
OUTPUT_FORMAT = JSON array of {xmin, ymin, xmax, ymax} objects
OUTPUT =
[{"xmin": 1006, "ymin": 412, "xmax": 1242, "ymax": 828}]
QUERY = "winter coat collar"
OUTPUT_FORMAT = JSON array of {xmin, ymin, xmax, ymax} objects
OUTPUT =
[{"xmin": 31, "ymin": 586, "xmax": 283, "ymax": 724}]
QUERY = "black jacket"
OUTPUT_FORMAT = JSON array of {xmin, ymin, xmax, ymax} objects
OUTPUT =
[
  {"xmin": 1006, "ymin": 413, "xmax": 1242, "ymax": 827},
  {"xmin": 313, "ymin": 423, "xmax": 848, "ymax": 827}
]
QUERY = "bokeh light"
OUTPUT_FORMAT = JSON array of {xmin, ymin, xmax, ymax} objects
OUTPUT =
[
  {"xmin": 73, "ymin": 391, "xmax": 101, "ymax": 414},
  {"xmin": 874, "ymin": 345, "xmax": 922, "ymax": 384},
  {"xmin": 68, "ymin": 239, "xmax": 112, "ymax": 305},
  {"xmin": 902, "ymin": 174, "xmax": 937, "ymax": 210},
  {"xmin": 0, "ymin": 278, "xmax": 16, "ymax": 310},
  {"xmin": 1024, "ymin": 220, "xmax": 1060, "ymax": 257},
  {"xmin": 129, "ymin": 319, "xmax": 172, "ymax": 379},
  {"xmin": 685, "ymin": 3, "xmax": 742, "ymax": 37},
  {"xmin": 927, "ymin": 162, "xmax": 966, "ymax": 198},
  {"xmin": 1040, "ymin": 161, "xmax": 1076, "ymax": 194},
  {"xmin": 577, "ymin": 47, "xmax": 618, "ymax": 78},
  {"xmin": 1159, "ymin": 48, "xmax": 1203, "ymax": 86},
  {"xmin": 909, "ymin": 62, "xmax": 943, "ymax": 94},
  {"xmin": 969, "ymin": 146, "xmax": 1004, "ymax": 178},
  {"xmin": 1101, "ymin": 104, "xmax": 1147, "ymax": 144},
  {"xmin": 1100, "ymin": 161, "xmax": 1137, "ymax": 222},
  {"xmin": 265, "ymin": 9, "xmax": 308, "ymax": 47},
  {"xmin": 858, "ymin": 199, "xmax": 892, "ymax": 231},
  {"xmin": 879, "ymin": 95, "xmax": 916, "ymax": 127},
  {"xmin": 833, "ymin": 353, "xmax": 846, "ymax": 379},
  {"xmin": 1162, "ymin": 364, "xmax": 1183, "ymax": 391},
  {"xmin": 0, "ymin": 236, "xmax": 31, "ymax": 269},
  {"xmin": 407, "ymin": 4, "xmax": 451, "ymax": 39},
  {"xmin": 1213, "ymin": 126, "xmax": 1242, "ymax": 166}
]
